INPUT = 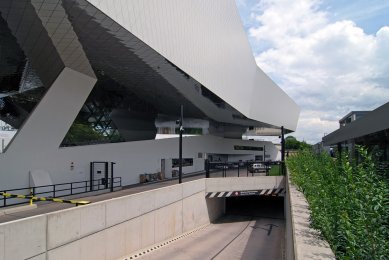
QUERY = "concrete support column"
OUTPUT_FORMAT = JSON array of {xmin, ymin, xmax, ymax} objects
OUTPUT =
[{"xmin": 0, "ymin": 68, "xmax": 96, "ymax": 190}]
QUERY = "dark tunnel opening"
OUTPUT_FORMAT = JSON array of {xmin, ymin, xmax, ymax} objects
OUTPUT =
[{"xmin": 225, "ymin": 195, "xmax": 284, "ymax": 219}]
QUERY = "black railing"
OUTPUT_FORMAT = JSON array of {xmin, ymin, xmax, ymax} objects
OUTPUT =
[
  {"xmin": 0, "ymin": 177, "xmax": 122, "ymax": 208},
  {"xmin": 205, "ymin": 160, "xmax": 285, "ymax": 178}
]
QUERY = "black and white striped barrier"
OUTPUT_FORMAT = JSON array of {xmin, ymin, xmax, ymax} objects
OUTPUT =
[{"xmin": 205, "ymin": 188, "xmax": 285, "ymax": 198}]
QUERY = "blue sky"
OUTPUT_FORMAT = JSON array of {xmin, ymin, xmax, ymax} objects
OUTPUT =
[{"xmin": 236, "ymin": 0, "xmax": 389, "ymax": 143}]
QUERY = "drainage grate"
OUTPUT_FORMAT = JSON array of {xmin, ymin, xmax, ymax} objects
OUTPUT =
[{"xmin": 121, "ymin": 224, "xmax": 209, "ymax": 259}]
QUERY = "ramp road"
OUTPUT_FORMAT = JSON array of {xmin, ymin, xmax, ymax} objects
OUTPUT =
[{"xmin": 131, "ymin": 215, "xmax": 284, "ymax": 260}]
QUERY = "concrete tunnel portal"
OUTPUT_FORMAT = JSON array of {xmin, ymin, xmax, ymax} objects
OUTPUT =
[
  {"xmin": 225, "ymin": 194, "xmax": 285, "ymax": 219},
  {"xmin": 135, "ymin": 194, "xmax": 286, "ymax": 260}
]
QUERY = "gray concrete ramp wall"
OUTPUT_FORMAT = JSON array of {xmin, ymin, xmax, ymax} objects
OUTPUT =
[
  {"xmin": 0, "ymin": 179, "xmax": 225, "ymax": 260},
  {"xmin": 205, "ymin": 176, "xmax": 285, "ymax": 192}
]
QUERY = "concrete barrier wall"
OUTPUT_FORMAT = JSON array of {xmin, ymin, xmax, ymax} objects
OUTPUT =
[
  {"xmin": 284, "ymin": 171, "xmax": 295, "ymax": 260},
  {"xmin": 285, "ymin": 170, "xmax": 335, "ymax": 260},
  {"xmin": 205, "ymin": 176, "xmax": 285, "ymax": 192},
  {"xmin": 0, "ymin": 179, "xmax": 225, "ymax": 260}
]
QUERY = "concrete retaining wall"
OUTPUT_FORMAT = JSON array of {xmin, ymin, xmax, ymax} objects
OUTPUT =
[
  {"xmin": 206, "ymin": 176, "xmax": 285, "ymax": 192},
  {"xmin": 0, "ymin": 179, "xmax": 225, "ymax": 260},
  {"xmin": 284, "ymin": 170, "xmax": 335, "ymax": 260}
]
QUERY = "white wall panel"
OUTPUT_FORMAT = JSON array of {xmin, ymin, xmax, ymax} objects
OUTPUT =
[
  {"xmin": 1, "ymin": 215, "xmax": 46, "ymax": 260},
  {"xmin": 80, "ymin": 231, "xmax": 106, "ymax": 260},
  {"xmin": 47, "ymin": 207, "xmax": 81, "ymax": 250},
  {"xmin": 105, "ymin": 223, "xmax": 127, "ymax": 260},
  {"xmin": 154, "ymin": 201, "xmax": 183, "ymax": 242},
  {"xmin": 125, "ymin": 216, "xmax": 142, "ymax": 253},
  {"xmin": 1, "ymin": 133, "xmax": 279, "ymax": 190},
  {"xmin": 47, "ymin": 241, "xmax": 80, "ymax": 260},
  {"xmin": 0, "ymin": 179, "xmax": 226, "ymax": 259}
]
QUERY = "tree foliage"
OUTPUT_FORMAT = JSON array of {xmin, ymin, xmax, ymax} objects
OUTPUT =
[
  {"xmin": 287, "ymin": 148, "xmax": 389, "ymax": 259},
  {"xmin": 285, "ymin": 136, "xmax": 311, "ymax": 150}
]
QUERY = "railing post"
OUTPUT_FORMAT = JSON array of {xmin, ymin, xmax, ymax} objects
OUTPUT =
[
  {"xmin": 29, "ymin": 188, "xmax": 33, "ymax": 205},
  {"xmin": 110, "ymin": 162, "xmax": 115, "ymax": 192},
  {"xmin": 53, "ymin": 185, "xmax": 56, "ymax": 198},
  {"xmin": 205, "ymin": 159, "xmax": 210, "ymax": 178},
  {"xmin": 246, "ymin": 161, "xmax": 249, "ymax": 177},
  {"xmin": 90, "ymin": 162, "xmax": 93, "ymax": 192},
  {"xmin": 223, "ymin": 162, "xmax": 225, "ymax": 177},
  {"xmin": 3, "ymin": 190, "xmax": 6, "ymax": 207},
  {"xmin": 70, "ymin": 183, "xmax": 73, "ymax": 195}
]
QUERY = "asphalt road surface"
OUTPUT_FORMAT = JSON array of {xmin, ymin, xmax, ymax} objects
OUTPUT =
[
  {"xmin": 134, "ymin": 196, "xmax": 285, "ymax": 260},
  {"xmin": 135, "ymin": 215, "xmax": 284, "ymax": 260}
]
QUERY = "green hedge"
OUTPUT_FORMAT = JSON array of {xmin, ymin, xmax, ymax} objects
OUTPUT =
[{"xmin": 287, "ymin": 148, "xmax": 389, "ymax": 259}]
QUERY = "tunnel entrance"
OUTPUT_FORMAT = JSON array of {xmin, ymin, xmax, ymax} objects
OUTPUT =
[{"xmin": 225, "ymin": 195, "xmax": 284, "ymax": 219}]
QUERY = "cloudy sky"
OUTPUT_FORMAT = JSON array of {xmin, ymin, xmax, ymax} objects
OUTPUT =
[{"xmin": 236, "ymin": 0, "xmax": 389, "ymax": 144}]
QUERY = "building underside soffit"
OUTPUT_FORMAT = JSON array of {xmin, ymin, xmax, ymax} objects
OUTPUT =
[{"xmin": 0, "ymin": 0, "xmax": 283, "ymax": 149}]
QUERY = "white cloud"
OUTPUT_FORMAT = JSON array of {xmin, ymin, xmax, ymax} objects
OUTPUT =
[{"xmin": 246, "ymin": 0, "xmax": 389, "ymax": 143}]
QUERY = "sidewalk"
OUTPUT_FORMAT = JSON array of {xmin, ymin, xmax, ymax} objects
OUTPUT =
[{"xmin": 0, "ymin": 172, "xmax": 205, "ymax": 224}]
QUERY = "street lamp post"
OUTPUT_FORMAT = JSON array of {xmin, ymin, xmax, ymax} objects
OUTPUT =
[
  {"xmin": 177, "ymin": 105, "xmax": 184, "ymax": 184},
  {"xmin": 281, "ymin": 126, "xmax": 285, "ymax": 162},
  {"xmin": 263, "ymin": 145, "xmax": 266, "ymax": 162},
  {"xmin": 281, "ymin": 126, "xmax": 285, "ymax": 175}
]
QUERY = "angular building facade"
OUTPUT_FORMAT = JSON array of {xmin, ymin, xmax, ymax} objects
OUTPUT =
[{"xmin": 0, "ymin": 0, "xmax": 299, "ymax": 190}]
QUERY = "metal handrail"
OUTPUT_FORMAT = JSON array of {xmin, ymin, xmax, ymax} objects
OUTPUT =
[{"xmin": 0, "ymin": 177, "xmax": 122, "ymax": 208}]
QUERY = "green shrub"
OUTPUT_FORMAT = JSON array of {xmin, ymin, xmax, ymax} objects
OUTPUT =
[{"xmin": 287, "ymin": 147, "xmax": 389, "ymax": 259}]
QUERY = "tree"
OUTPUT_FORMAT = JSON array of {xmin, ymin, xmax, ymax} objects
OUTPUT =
[{"xmin": 285, "ymin": 136, "xmax": 311, "ymax": 150}]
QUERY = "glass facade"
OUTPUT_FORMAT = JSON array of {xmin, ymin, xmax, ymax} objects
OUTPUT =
[
  {"xmin": 172, "ymin": 158, "xmax": 193, "ymax": 168},
  {"xmin": 234, "ymin": 145, "xmax": 264, "ymax": 151},
  {"xmin": 61, "ymin": 73, "xmax": 159, "ymax": 146},
  {"xmin": 0, "ymin": 15, "xmax": 46, "ymax": 152},
  {"xmin": 61, "ymin": 76, "xmax": 125, "ymax": 147}
]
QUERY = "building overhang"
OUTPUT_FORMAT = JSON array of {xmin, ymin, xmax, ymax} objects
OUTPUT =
[
  {"xmin": 323, "ymin": 102, "xmax": 389, "ymax": 145},
  {"xmin": 0, "ymin": 0, "xmax": 299, "ymax": 147}
]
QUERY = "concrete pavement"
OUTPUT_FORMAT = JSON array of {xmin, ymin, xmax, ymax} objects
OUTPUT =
[{"xmin": 124, "ymin": 215, "xmax": 284, "ymax": 260}]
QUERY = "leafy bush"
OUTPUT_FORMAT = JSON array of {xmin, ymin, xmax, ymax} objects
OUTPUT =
[{"xmin": 287, "ymin": 147, "xmax": 389, "ymax": 259}]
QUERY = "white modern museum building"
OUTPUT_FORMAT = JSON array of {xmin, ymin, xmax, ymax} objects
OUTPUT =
[{"xmin": 0, "ymin": 0, "xmax": 299, "ymax": 190}]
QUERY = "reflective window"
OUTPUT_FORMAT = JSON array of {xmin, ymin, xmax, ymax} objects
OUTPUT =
[
  {"xmin": 172, "ymin": 158, "xmax": 193, "ymax": 168},
  {"xmin": 61, "ymin": 75, "xmax": 158, "ymax": 146},
  {"xmin": 0, "ymin": 16, "xmax": 46, "ymax": 152},
  {"xmin": 234, "ymin": 145, "xmax": 264, "ymax": 151},
  {"xmin": 61, "ymin": 76, "xmax": 126, "ymax": 147}
]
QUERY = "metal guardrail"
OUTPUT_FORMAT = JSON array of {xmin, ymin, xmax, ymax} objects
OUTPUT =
[
  {"xmin": 205, "ymin": 160, "xmax": 285, "ymax": 178},
  {"xmin": 0, "ymin": 177, "xmax": 122, "ymax": 208}
]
